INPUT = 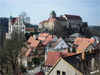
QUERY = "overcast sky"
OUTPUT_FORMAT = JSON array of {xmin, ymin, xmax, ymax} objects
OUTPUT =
[{"xmin": 0, "ymin": 0, "xmax": 100, "ymax": 25}]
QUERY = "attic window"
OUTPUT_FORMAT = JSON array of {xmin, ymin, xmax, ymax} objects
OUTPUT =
[
  {"xmin": 61, "ymin": 43, "xmax": 64, "ymax": 45},
  {"xmin": 57, "ymin": 70, "xmax": 60, "ymax": 75}
]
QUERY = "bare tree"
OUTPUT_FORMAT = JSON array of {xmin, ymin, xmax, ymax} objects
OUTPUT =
[
  {"xmin": 1, "ymin": 31, "xmax": 26, "ymax": 74},
  {"xmin": 19, "ymin": 11, "xmax": 30, "ymax": 23}
]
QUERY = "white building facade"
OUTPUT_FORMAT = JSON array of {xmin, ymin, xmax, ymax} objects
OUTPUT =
[{"xmin": 9, "ymin": 16, "xmax": 25, "ymax": 34}]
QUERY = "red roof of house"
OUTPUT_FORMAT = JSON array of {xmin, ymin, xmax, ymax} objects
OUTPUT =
[
  {"xmin": 19, "ymin": 47, "xmax": 27, "ymax": 57},
  {"xmin": 38, "ymin": 33, "xmax": 50, "ymax": 41},
  {"xmin": 74, "ymin": 37, "xmax": 95, "ymax": 53},
  {"xmin": 27, "ymin": 36, "xmax": 36, "ymax": 43},
  {"xmin": 11, "ymin": 18, "xmax": 18, "ymax": 24},
  {"xmin": 64, "ymin": 14, "xmax": 82, "ymax": 20},
  {"xmin": 39, "ymin": 33, "xmax": 49, "ymax": 37},
  {"xmin": 25, "ymin": 48, "xmax": 33, "ymax": 57},
  {"xmin": 27, "ymin": 36, "xmax": 40, "ymax": 48},
  {"xmin": 45, "ymin": 51, "xmax": 76, "ymax": 66},
  {"xmin": 39, "ymin": 19, "xmax": 56, "ymax": 24},
  {"xmin": 43, "ymin": 35, "xmax": 56, "ymax": 45},
  {"xmin": 74, "ymin": 37, "xmax": 94, "ymax": 45},
  {"xmin": 45, "ymin": 51, "xmax": 61, "ymax": 66},
  {"xmin": 26, "ymin": 27, "xmax": 34, "ymax": 31},
  {"xmin": 39, "ymin": 17, "xmax": 66, "ymax": 24},
  {"xmin": 30, "ymin": 40, "xmax": 40, "ymax": 48}
]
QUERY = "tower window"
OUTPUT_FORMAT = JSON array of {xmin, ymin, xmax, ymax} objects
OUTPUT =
[{"xmin": 15, "ymin": 23, "xmax": 18, "ymax": 25}]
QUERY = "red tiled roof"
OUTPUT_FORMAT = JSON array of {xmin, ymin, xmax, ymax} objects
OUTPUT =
[
  {"xmin": 64, "ymin": 14, "xmax": 82, "ymax": 20},
  {"xmin": 74, "ymin": 37, "xmax": 94, "ymax": 45},
  {"xmin": 25, "ymin": 48, "xmax": 33, "ymax": 57},
  {"xmin": 39, "ymin": 20, "xmax": 48, "ymax": 24},
  {"xmin": 48, "ymin": 18, "xmax": 56, "ymax": 22},
  {"xmin": 38, "ymin": 33, "xmax": 50, "ymax": 41},
  {"xmin": 30, "ymin": 40, "xmax": 40, "ymax": 48},
  {"xmin": 11, "ymin": 18, "xmax": 18, "ymax": 24},
  {"xmin": 45, "ymin": 51, "xmax": 76, "ymax": 66},
  {"xmin": 39, "ymin": 17, "xmax": 67, "ymax": 24},
  {"xmin": 39, "ymin": 19, "xmax": 56, "ymax": 24},
  {"xmin": 39, "ymin": 33, "xmax": 49, "ymax": 37},
  {"xmin": 27, "ymin": 36, "xmax": 36, "ymax": 43},
  {"xmin": 27, "ymin": 36, "xmax": 40, "ymax": 48},
  {"xmin": 74, "ymin": 37, "xmax": 95, "ymax": 53},
  {"xmin": 19, "ymin": 47, "xmax": 27, "ymax": 57},
  {"xmin": 26, "ymin": 27, "xmax": 34, "ymax": 31},
  {"xmin": 45, "ymin": 51, "xmax": 61, "ymax": 66},
  {"xmin": 43, "ymin": 35, "xmax": 56, "ymax": 45}
]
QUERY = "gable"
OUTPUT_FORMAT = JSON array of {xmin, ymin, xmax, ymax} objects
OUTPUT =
[
  {"xmin": 28, "ymin": 49, "xmax": 34, "ymax": 56},
  {"xmin": 48, "ymin": 58, "xmax": 83, "ymax": 75},
  {"xmin": 54, "ymin": 40, "xmax": 68, "ymax": 49},
  {"xmin": 36, "ymin": 42, "xmax": 44, "ymax": 50}
]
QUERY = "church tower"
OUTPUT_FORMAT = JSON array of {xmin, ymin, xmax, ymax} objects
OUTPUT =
[{"xmin": 50, "ymin": 10, "xmax": 56, "ymax": 19}]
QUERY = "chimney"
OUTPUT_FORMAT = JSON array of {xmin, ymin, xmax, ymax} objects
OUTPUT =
[{"xmin": 81, "ymin": 52, "xmax": 85, "ymax": 60}]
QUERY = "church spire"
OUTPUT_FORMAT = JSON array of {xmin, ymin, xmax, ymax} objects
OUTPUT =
[{"xmin": 50, "ymin": 10, "xmax": 56, "ymax": 19}]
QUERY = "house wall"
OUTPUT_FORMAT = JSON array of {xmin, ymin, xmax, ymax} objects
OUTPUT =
[
  {"xmin": 43, "ymin": 21, "xmax": 54, "ymax": 30},
  {"xmin": 36, "ymin": 42, "xmax": 45, "ymax": 55},
  {"xmin": 9, "ymin": 18, "xmax": 25, "ymax": 34},
  {"xmin": 53, "ymin": 40, "xmax": 68, "ymax": 50},
  {"xmin": 22, "ymin": 58, "xmax": 27, "ymax": 67},
  {"xmin": 48, "ymin": 59, "xmax": 83, "ymax": 75}
]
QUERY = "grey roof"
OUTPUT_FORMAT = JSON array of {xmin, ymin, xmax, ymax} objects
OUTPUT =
[{"xmin": 70, "ymin": 33, "xmax": 82, "ymax": 37}]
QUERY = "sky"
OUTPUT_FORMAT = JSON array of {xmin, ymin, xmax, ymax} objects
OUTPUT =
[{"xmin": 0, "ymin": 0, "xmax": 100, "ymax": 25}]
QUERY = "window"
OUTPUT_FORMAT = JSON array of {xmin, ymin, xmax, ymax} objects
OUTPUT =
[
  {"xmin": 57, "ymin": 70, "xmax": 60, "ymax": 75},
  {"xmin": 41, "ymin": 47, "xmax": 43, "ymax": 49},
  {"xmin": 39, "ymin": 44, "xmax": 41, "ymax": 46},
  {"xmin": 62, "ymin": 71, "xmax": 66, "ymax": 75},
  {"xmin": 15, "ymin": 23, "xmax": 18, "ymax": 25},
  {"xmin": 23, "ymin": 27, "xmax": 24, "ymax": 29},
  {"xmin": 61, "ymin": 43, "xmax": 64, "ymax": 45}
]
